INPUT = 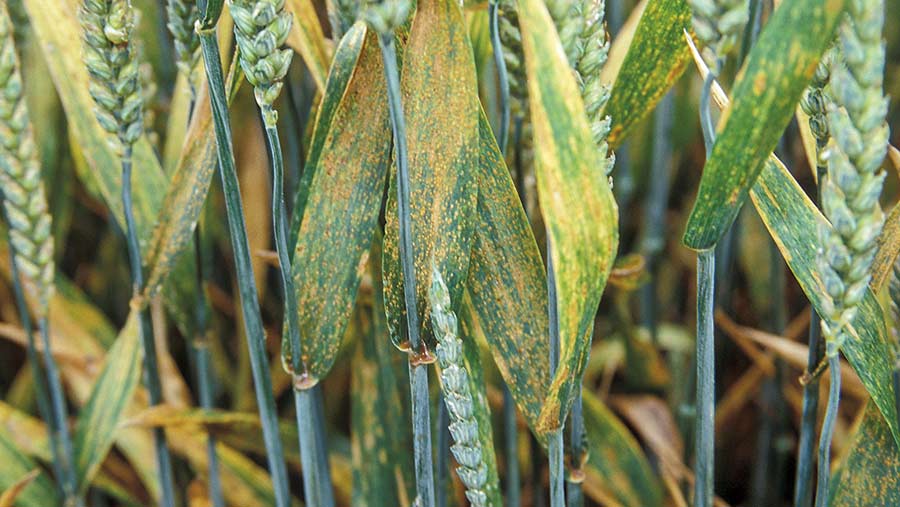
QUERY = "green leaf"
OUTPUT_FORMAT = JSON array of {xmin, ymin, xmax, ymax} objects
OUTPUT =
[
  {"xmin": 382, "ymin": 0, "xmax": 480, "ymax": 348},
  {"xmin": 516, "ymin": 0, "xmax": 619, "ymax": 434},
  {"xmin": 350, "ymin": 236, "xmax": 415, "ymax": 506},
  {"xmin": 291, "ymin": 25, "xmax": 392, "ymax": 381},
  {"xmin": 829, "ymin": 404, "xmax": 900, "ymax": 506},
  {"xmin": 0, "ymin": 432, "xmax": 58, "ymax": 507},
  {"xmin": 605, "ymin": 0, "xmax": 692, "ymax": 148},
  {"xmin": 582, "ymin": 392, "xmax": 664, "ymax": 507},
  {"xmin": 72, "ymin": 315, "xmax": 142, "ymax": 493},
  {"xmin": 467, "ymin": 115, "xmax": 549, "ymax": 433},
  {"xmin": 682, "ymin": 0, "xmax": 847, "ymax": 249},
  {"xmin": 749, "ymin": 157, "xmax": 900, "ymax": 447}
]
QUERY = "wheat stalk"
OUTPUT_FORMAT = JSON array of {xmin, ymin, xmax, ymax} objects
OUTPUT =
[{"xmin": 431, "ymin": 267, "xmax": 490, "ymax": 507}]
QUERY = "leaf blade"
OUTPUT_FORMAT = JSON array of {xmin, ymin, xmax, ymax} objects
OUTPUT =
[{"xmin": 683, "ymin": 0, "xmax": 847, "ymax": 249}]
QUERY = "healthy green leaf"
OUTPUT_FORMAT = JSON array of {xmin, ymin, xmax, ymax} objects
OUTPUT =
[
  {"xmin": 72, "ymin": 315, "xmax": 142, "ymax": 493},
  {"xmin": 605, "ymin": 0, "xmax": 692, "ymax": 148},
  {"xmin": 291, "ymin": 25, "xmax": 392, "ymax": 381},
  {"xmin": 517, "ymin": 0, "xmax": 619, "ymax": 434},
  {"xmin": 829, "ymin": 404, "xmax": 900, "ymax": 506},
  {"xmin": 382, "ymin": 0, "xmax": 480, "ymax": 348},
  {"xmin": 683, "ymin": 0, "xmax": 847, "ymax": 249}
]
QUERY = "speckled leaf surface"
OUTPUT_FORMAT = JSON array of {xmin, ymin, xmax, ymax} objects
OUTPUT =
[
  {"xmin": 291, "ymin": 26, "xmax": 391, "ymax": 381},
  {"xmin": 467, "ymin": 114, "xmax": 549, "ymax": 432},
  {"xmin": 382, "ymin": 0, "xmax": 479, "ymax": 348},
  {"xmin": 582, "ymin": 392, "xmax": 663, "ymax": 507},
  {"xmin": 829, "ymin": 404, "xmax": 900, "ymax": 506},
  {"xmin": 517, "ymin": 0, "xmax": 619, "ymax": 434},
  {"xmin": 749, "ymin": 158, "xmax": 900, "ymax": 447},
  {"xmin": 289, "ymin": 25, "xmax": 365, "ymax": 250},
  {"xmin": 351, "ymin": 238, "xmax": 415, "ymax": 506},
  {"xmin": 143, "ymin": 75, "xmax": 220, "ymax": 299},
  {"xmin": 72, "ymin": 315, "xmax": 142, "ymax": 493},
  {"xmin": 0, "ymin": 432, "xmax": 58, "ymax": 507},
  {"xmin": 605, "ymin": 0, "xmax": 692, "ymax": 148},
  {"xmin": 683, "ymin": 0, "xmax": 847, "ymax": 249}
]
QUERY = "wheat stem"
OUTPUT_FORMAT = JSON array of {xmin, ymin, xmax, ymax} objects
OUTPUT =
[
  {"xmin": 814, "ymin": 351, "xmax": 840, "ymax": 507},
  {"xmin": 489, "ymin": 1, "xmax": 509, "ymax": 155},
  {"xmin": 375, "ymin": 25, "xmax": 437, "ymax": 506},
  {"xmin": 546, "ymin": 242, "xmax": 565, "ymax": 507},
  {"xmin": 694, "ymin": 248, "xmax": 716, "ymax": 507},
  {"xmin": 197, "ymin": 26, "xmax": 292, "ymax": 507}
]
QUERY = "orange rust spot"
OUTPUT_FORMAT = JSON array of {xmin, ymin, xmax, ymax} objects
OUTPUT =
[{"xmin": 753, "ymin": 72, "xmax": 767, "ymax": 95}]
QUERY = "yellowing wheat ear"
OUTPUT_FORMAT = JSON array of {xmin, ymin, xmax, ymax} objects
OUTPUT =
[{"xmin": 0, "ymin": 2, "xmax": 55, "ymax": 316}]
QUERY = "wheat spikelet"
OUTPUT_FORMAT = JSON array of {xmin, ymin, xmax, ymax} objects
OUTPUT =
[
  {"xmin": 166, "ymin": 0, "xmax": 201, "ymax": 77},
  {"xmin": 817, "ymin": 0, "xmax": 889, "ymax": 354},
  {"xmin": 230, "ymin": 0, "xmax": 293, "ymax": 126},
  {"xmin": 800, "ymin": 53, "xmax": 833, "ymax": 161},
  {"xmin": 687, "ymin": 0, "xmax": 748, "ymax": 71},
  {"xmin": 498, "ymin": 0, "xmax": 526, "ymax": 118},
  {"xmin": 362, "ymin": 0, "xmax": 411, "ymax": 35},
  {"xmin": 431, "ymin": 267, "xmax": 490, "ymax": 507},
  {"xmin": 79, "ymin": 0, "xmax": 144, "ymax": 156},
  {"xmin": 0, "ymin": 2, "xmax": 55, "ymax": 316}
]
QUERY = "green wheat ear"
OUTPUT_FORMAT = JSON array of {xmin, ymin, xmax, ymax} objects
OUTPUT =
[
  {"xmin": 79, "ymin": 0, "xmax": 144, "ymax": 155},
  {"xmin": 817, "ymin": 0, "xmax": 889, "ymax": 354},
  {"xmin": 230, "ymin": 0, "xmax": 293, "ymax": 127},
  {"xmin": 687, "ymin": 0, "xmax": 748, "ymax": 70},
  {"xmin": 431, "ymin": 266, "xmax": 490, "ymax": 507},
  {"xmin": 0, "ymin": 2, "xmax": 55, "ymax": 316},
  {"xmin": 166, "ymin": 0, "xmax": 201, "ymax": 78}
]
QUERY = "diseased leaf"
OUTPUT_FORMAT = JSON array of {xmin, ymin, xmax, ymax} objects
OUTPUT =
[
  {"xmin": 605, "ymin": 0, "xmax": 692, "ymax": 147},
  {"xmin": 291, "ymin": 25, "xmax": 392, "ymax": 381},
  {"xmin": 285, "ymin": 0, "xmax": 330, "ymax": 91},
  {"xmin": 467, "ymin": 115, "xmax": 549, "ymax": 433},
  {"xmin": 517, "ymin": 0, "xmax": 619, "ymax": 434},
  {"xmin": 0, "ymin": 433, "xmax": 57, "ymax": 507},
  {"xmin": 289, "ymin": 26, "xmax": 366, "ymax": 250},
  {"xmin": 72, "ymin": 316, "xmax": 142, "ymax": 493},
  {"xmin": 749, "ymin": 157, "xmax": 900, "ymax": 447},
  {"xmin": 872, "ymin": 201, "xmax": 900, "ymax": 291},
  {"xmin": 351, "ymin": 236, "xmax": 415, "ymax": 506},
  {"xmin": 382, "ymin": 0, "xmax": 480, "ymax": 348},
  {"xmin": 829, "ymin": 405, "xmax": 900, "ymax": 506},
  {"xmin": 683, "ymin": 0, "xmax": 847, "ymax": 249},
  {"xmin": 582, "ymin": 392, "xmax": 664, "ymax": 507}
]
